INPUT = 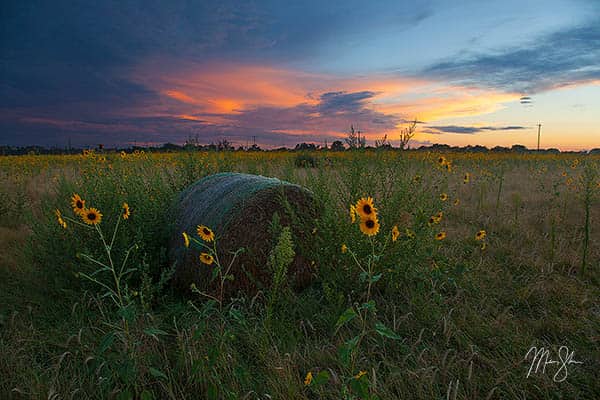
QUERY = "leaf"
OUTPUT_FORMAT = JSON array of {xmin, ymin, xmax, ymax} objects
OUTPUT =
[
  {"xmin": 369, "ymin": 273, "xmax": 382, "ymax": 283},
  {"xmin": 117, "ymin": 304, "xmax": 136, "ymax": 323},
  {"xmin": 359, "ymin": 300, "xmax": 376, "ymax": 312},
  {"xmin": 98, "ymin": 332, "xmax": 115, "ymax": 354},
  {"xmin": 143, "ymin": 328, "xmax": 168, "ymax": 341},
  {"xmin": 374, "ymin": 322, "xmax": 403, "ymax": 340},
  {"xmin": 338, "ymin": 335, "xmax": 360, "ymax": 366},
  {"xmin": 335, "ymin": 307, "xmax": 357, "ymax": 332},
  {"xmin": 313, "ymin": 370, "xmax": 330, "ymax": 386},
  {"xmin": 140, "ymin": 390, "xmax": 155, "ymax": 400},
  {"xmin": 149, "ymin": 367, "xmax": 167, "ymax": 380}
]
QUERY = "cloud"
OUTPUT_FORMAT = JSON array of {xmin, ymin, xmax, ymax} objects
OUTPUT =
[
  {"xmin": 425, "ymin": 125, "xmax": 527, "ymax": 135},
  {"xmin": 423, "ymin": 17, "xmax": 600, "ymax": 93}
]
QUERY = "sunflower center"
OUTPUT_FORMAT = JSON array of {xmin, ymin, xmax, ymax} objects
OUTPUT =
[
  {"xmin": 88, "ymin": 213, "xmax": 96, "ymax": 220},
  {"xmin": 76, "ymin": 200, "xmax": 83, "ymax": 208},
  {"xmin": 366, "ymin": 220, "xmax": 375, "ymax": 228},
  {"xmin": 203, "ymin": 228, "xmax": 210, "ymax": 235},
  {"xmin": 363, "ymin": 205, "xmax": 372, "ymax": 214}
]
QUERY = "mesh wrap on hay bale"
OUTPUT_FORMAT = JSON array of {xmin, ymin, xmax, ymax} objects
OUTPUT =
[{"xmin": 169, "ymin": 172, "xmax": 317, "ymax": 295}]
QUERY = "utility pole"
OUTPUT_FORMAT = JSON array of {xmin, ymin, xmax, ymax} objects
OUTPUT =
[{"xmin": 537, "ymin": 123, "xmax": 542, "ymax": 151}]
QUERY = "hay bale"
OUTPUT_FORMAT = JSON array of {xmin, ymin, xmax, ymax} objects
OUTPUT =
[{"xmin": 169, "ymin": 172, "xmax": 317, "ymax": 296}]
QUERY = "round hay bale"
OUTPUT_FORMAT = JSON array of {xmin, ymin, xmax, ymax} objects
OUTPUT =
[{"xmin": 169, "ymin": 172, "xmax": 318, "ymax": 297}]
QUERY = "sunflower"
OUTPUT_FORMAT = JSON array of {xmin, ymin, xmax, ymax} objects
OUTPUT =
[
  {"xmin": 444, "ymin": 162, "xmax": 452, "ymax": 172},
  {"xmin": 197, "ymin": 225, "xmax": 215, "ymax": 242},
  {"xmin": 359, "ymin": 216, "xmax": 380, "ymax": 236},
  {"xmin": 437, "ymin": 156, "xmax": 447, "ymax": 166},
  {"xmin": 122, "ymin": 202, "xmax": 130, "ymax": 220},
  {"xmin": 304, "ymin": 371, "xmax": 313, "ymax": 386},
  {"xmin": 428, "ymin": 216, "xmax": 436, "ymax": 226},
  {"xmin": 454, "ymin": 198, "xmax": 460, "ymax": 206},
  {"xmin": 349, "ymin": 204, "xmax": 357, "ymax": 223},
  {"xmin": 440, "ymin": 193, "xmax": 448, "ymax": 201},
  {"xmin": 354, "ymin": 370, "xmax": 367, "ymax": 380},
  {"xmin": 475, "ymin": 230, "xmax": 487, "ymax": 241},
  {"xmin": 182, "ymin": 232, "xmax": 190, "ymax": 248},
  {"xmin": 405, "ymin": 228, "xmax": 415, "ymax": 239},
  {"xmin": 435, "ymin": 211, "xmax": 443, "ymax": 222},
  {"xmin": 55, "ymin": 209, "xmax": 67, "ymax": 229},
  {"xmin": 435, "ymin": 231, "xmax": 446, "ymax": 241},
  {"xmin": 81, "ymin": 208, "xmax": 102, "ymax": 225},
  {"xmin": 463, "ymin": 173, "xmax": 470, "ymax": 184},
  {"xmin": 355, "ymin": 197, "xmax": 377, "ymax": 220},
  {"xmin": 71, "ymin": 194, "xmax": 86, "ymax": 215},
  {"xmin": 391, "ymin": 225, "xmax": 400, "ymax": 242},
  {"xmin": 413, "ymin": 174, "xmax": 421, "ymax": 183},
  {"xmin": 199, "ymin": 253, "xmax": 214, "ymax": 265},
  {"xmin": 341, "ymin": 243, "xmax": 348, "ymax": 254},
  {"xmin": 481, "ymin": 242, "xmax": 487, "ymax": 251}
]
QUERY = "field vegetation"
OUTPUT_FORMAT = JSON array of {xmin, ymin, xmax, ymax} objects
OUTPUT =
[{"xmin": 1, "ymin": 149, "xmax": 599, "ymax": 399}]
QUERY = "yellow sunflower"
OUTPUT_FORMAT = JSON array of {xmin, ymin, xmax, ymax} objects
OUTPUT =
[
  {"xmin": 481, "ymin": 242, "xmax": 487, "ymax": 251},
  {"xmin": 197, "ymin": 225, "xmax": 215, "ymax": 242},
  {"xmin": 359, "ymin": 216, "xmax": 380, "ymax": 236},
  {"xmin": 413, "ymin": 174, "xmax": 421, "ymax": 183},
  {"xmin": 341, "ymin": 243, "xmax": 348, "ymax": 254},
  {"xmin": 355, "ymin": 197, "xmax": 377, "ymax": 220},
  {"xmin": 81, "ymin": 208, "xmax": 102, "ymax": 225},
  {"xmin": 437, "ymin": 156, "xmax": 447, "ymax": 166},
  {"xmin": 440, "ymin": 193, "xmax": 448, "ymax": 201},
  {"xmin": 435, "ymin": 211, "xmax": 443, "ymax": 222},
  {"xmin": 463, "ymin": 173, "xmax": 470, "ymax": 184},
  {"xmin": 304, "ymin": 371, "xmax": 313, "ymax": 386},
  {"xmin": 182, "ymin": 232, "xmax": 190, "ymax": 248},
  {"xmin": 435, "ymin": 231, "xmax": 446, "ymax": 241},
  {"xmin": 55, "ymin": 209, "xmax": 67, "ymax": 229},
  {"xmin": 349, "ymin": 204, "xmax": 357, "ymax": 223},
  {"xmin": 454, "ymin": 198, "xmax": 460, "ymax": 206},
  {"xmin": 71, "ymin": 194, "xmax": 86, "ymax": 215},
  {"xmin": 199, "ymin": 253, "xmax": 214, "ymax": 265},
  {"xmin": 405, "ymin": 228, "xmax": 415, "ymax": 239},
  {"xmin": 122, "ymin": 202, "xmax": 130, "ymax": 220},
  {"xmin": 354, "ymin": 370, "xmax": 367, "ymax": 380},
  {"xmin": 391, "ymin": 225, "xmax": 400, "ymax": 242},
  {"xmin": 475, "ymin": 230, "xmax": 487, "ymax": 241}
]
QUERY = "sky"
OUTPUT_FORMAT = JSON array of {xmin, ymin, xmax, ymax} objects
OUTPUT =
[{"xmin": 1, "ymin": 0, "xmax": 599, "ymax": 150}]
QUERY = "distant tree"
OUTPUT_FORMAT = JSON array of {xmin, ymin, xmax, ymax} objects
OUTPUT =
[
  {"xmin": 511, "ymin": 144, "xmax": 528, "ymax": 153},
  {"xmin": 345, "ymin": 125, "xmax": 366, "ymax": 149},
  {"xmin": 294, "ymin": 142, "xmax": 317, "ymax": 151},
  {"xmin": 330, "ymin": 140, "xmax": 345, "ymax": 151},
  {"xmin": 375, "ymin": 134, "xmax": 391, "ymax": 149},
  {"xmin": 398, "ymin": 119, "xmax": 418, "ymax": 150},
  {"xmin": 217, "ymin": 139, "xmax": 234, "ymax": 151}
]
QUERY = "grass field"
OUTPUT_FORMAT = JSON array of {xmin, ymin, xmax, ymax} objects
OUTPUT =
[{"xmin": 1, "ymin": 149, "xmax": 599, "ymax": 399}]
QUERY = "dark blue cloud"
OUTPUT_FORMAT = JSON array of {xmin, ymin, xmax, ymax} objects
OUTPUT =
[
  {"xmin": 423, "ymin": 17, "xmax": 600, "ymax": 93},
  {"xmin": 425, "ymin": 125, "xmax": 527, "ymax": 135},
  {"xmin": 317, "ymin": 91, "xmax": 378, "ymax": 113}
]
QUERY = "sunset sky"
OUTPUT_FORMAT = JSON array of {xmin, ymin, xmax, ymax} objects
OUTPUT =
[{"xmin": 1, "ymin": 0, "xmax": 599, "ymax": 150}]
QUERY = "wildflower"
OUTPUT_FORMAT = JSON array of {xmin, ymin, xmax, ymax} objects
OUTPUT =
[
  {"xmin": 444, "ymin": 161, "xmax": 452, "ymax": 172},
  {"xmin": 182, "ymin": 232, "xmax": 190, "ymax": 248},
  {"xmin": 437, "ymin": 156, "xmax": 447, "ymax": 166},
  {"xmin": 391, "ymin": 225, "xmax": 400, "ymax": 242},
  {"xmin": 82, "ymin": 208, "xmax": 102, "ymax": 225},
  {"xmin": 481, "ymin": 242, "xmax": 487, "ymax": 251},
  {"xmin": 312, "ymin": 227, "xmax": 317, "ymax": 234},
  {"xmin": 413, "ymin": 174, "xmax": 421, "ymax": 183},
  {"xmin": 359, "ymin": 216, "xmax": 380, "ymax": 236},
  {"xmin": 562, "ymin": 171, "xmax": 567, "ymax": 177},
  {"xmin": 120, "ymin": 151, "xmax": 126, "ymax": 159},
  {"xmin": 199, "ymin": 253, "xmax": 214, "ymax": 265},
  {"xmin": 349, "ymin": 204, "xmax": 357, "ymax": 223},
  {"xmin": 71, "ymin": 194, "xmax": 86, "ymax": 215},
  {"xmin": 355, "ymin": 197, "xmax": 377, "ymax": 220},
  {"xmin": 341, "ymin": 243, "xmax": 348, "ymax": 254},
  {"xmin": 475, "ymin": 230, "xmax": 486, "ymax": 241},
  {"xmin": 435, "ymin": 211, "xmax": 443, "ymax": 222},
  {"xmin": 122, "ymin": 202, "xmax": 130, "ymax": 220},
  {"xmin": 435, "ymin": 231, "xmax": 446, "ymax": 241},
  {"xmin": 354, "ymin": 370, "xmax": 367, "ymax": 380},
  {"xmin": 463, "ymin": 173, "xmax": 470, "ymax": 184},
  {"xmin": 440, "ymin": 193, "xmax": 448, "ymax": 201},
  {"xmin": 428, "ymin": 216, "xmax": 437, "ymax": 226},
  {"xmin": 197, "ymin": 225, "xmax": 215, "ymax": 242},
  {"xmin": 55, "ymin": 209, "xmax": 67, "ymax": 229},
  {"xmin": 454, "ymin": 198, "xmax": 460, "ymax": 206},
  {"xmin": 304, "ymin": 371, "xmax": 313, "ymax": 386},
  {"xmin": 405, "ymin": 228, "xmax": 415, "ymax": 239}
]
